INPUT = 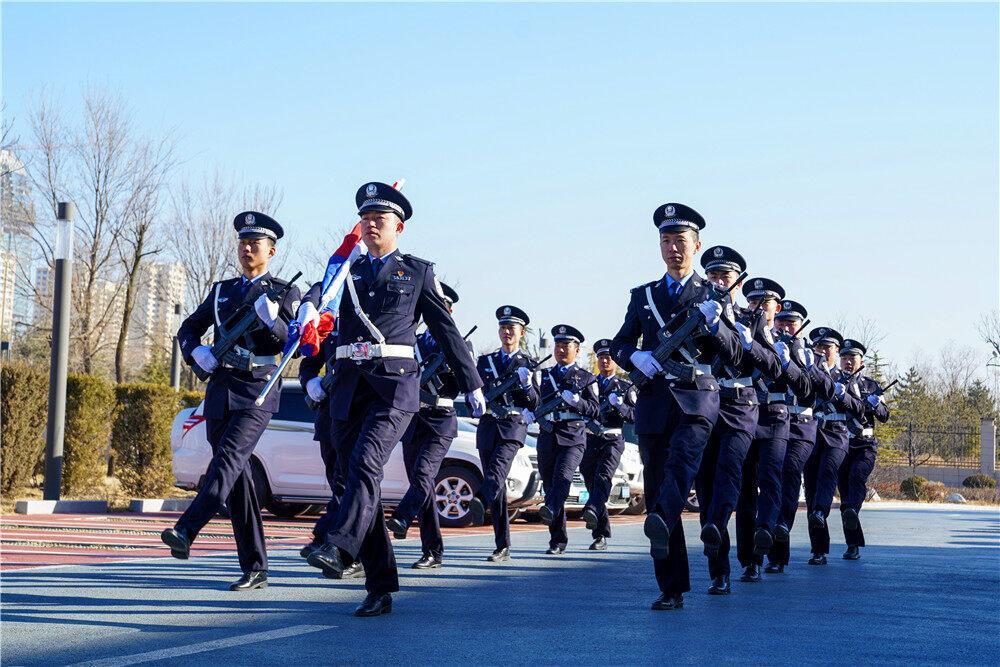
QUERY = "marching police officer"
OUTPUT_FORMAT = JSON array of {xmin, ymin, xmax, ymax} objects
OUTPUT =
[
  {"xmin": 766, "ymin": 300, "xmax": 818, "ymax": 573},
  {"xmin": 528, "ymin": 325, "xmax": 600, "ymax": 554},
  {"xmin": 469, "ymin": 306, "xmax": 540, "ymax": 563},
  {"xmin": 838, "ymin": 339, "xmax": 890, "ymax": 560},
  {"xmin": 611, "ymin": 203, "xmax": 741, "ymax": 610},
  {"xmin": 162, "ymin": 212, "xmax": 301, "ymax": 591},
  {"xmin": 305, "ymin": 183, "xmax": 484, "ymax": 616},
  {"xmin": 386, "ymin": 282, "xmax": 465, "ymax": 570},
  {"xmin": 580, "ymin": 339, "xmax": 636, "ymax": 551},
  {"xmin": 298, "ymin": 329, "xmax": 365, "ymax": 580},
  {"xmin": 803, "ymin": 327, "xmax": 865, "ymax": 565}
]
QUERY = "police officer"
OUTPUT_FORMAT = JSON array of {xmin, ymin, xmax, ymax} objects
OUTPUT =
[
  {"xmin": 305, "ymin": 183, "xmax": 484, "ymax": 617},
  {"xmin": 528, "ymin": 325, "xmax": 600, "ymax": 554},
  {"xmin": 838, "ymin": 339, "xmax": 890, "ymax": 560},
  {"xmin": 579, "ymin": 339, "xmax": 635, "ymax": 551},
  {"xmin": 803, "ymin": 327, "xmax": 865, "ymax": 565},
  {"xmin": 766, "ymin": 300, "xmax": 818, "ymax": 573},
  {"xmin": 298, "ymin": 329, "xmax": 366, "ymax": 580},
  {"xmin": 162, "ymin": 212, "xmax": 301, "ymax": 591},
  {"xmin": 469, "ymin": 305, "xmax": 540, "ymax": 563},
  {"xmin": 695, "ymin": 247, "xmax": 773, "ymax": 595},
  {"xmin": 385, "ymin": 282, "xmax": 465, "ymax": 570},
  {"xmin": 611, "ymin": 203, "xmax": 741, "ymax": 611}
]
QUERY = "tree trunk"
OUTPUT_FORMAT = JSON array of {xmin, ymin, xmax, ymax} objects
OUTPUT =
[{"xmin": 114, "ymin": 264, "xmax": 141, "ymax": 383}]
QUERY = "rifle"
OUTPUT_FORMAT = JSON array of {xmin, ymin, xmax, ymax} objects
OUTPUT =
[
  {"xmin": 304, "ymin": 360, "xmax": 337, "ymax": 412},
  {"xmin": 192, "ymin": 271, "xmax": 302, "ymax": 382},
  {"xmin": 630, "ymin": 270, "xmax": 748, "ymax": 389},
  {"xmin": 531, "ymin": 378, "xmax": 599, "ymax": 430},
  {"xmin": 482, "ymin": 353, "xmax": 551, "ymax": 413},
  {"xmin": 418, "ymin": 325, "xmax": 478, "ymax": 405}
]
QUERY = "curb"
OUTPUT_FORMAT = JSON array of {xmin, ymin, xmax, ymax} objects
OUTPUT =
[
  {"xmin": 15, "ymin": 500, "xmax": 109, "ymax": 515},
  {"xmin": 129, "ymin": 498, "xmax": 193, "ymax": 513}
]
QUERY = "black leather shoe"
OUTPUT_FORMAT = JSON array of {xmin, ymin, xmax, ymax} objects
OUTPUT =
[
  {"xmin": 808, "ymin": 510, "xmax": 826, "ymax": 531},
  {"xmin": 739, "ymin": 564, "xmax": 762, "ymax": 583},
  {"xmin": 386, "ymin": 516, "xmax": 408, "ymax": 540},
  {"xmin": 700, "ymin": 523, "xmax": 722, "ymax": 557},
  {"xmin": 354, "ymin": 592, "xmax": 392, "ymax": 617},
  {"xmin": 651, "ymin": 593, "xmax": 684, "ymax": 610},
  {"xmin": 307, "ymin": 543, "xmax": 346, "ymax": 577},
  {"xmin": 229, "ymin": 570, "xmax": 267, "ymax": 591},
  {"xmin": 487, "ymin": 547, "xmax": 510, "ymax": 563},
  {"xmin": 842, "ymin": 508, "xmax": 860, "ymax": 531},
  {"xmin": 412, "ymin": 554, "xmax": 442, "ymax": 569},
  {"xmin": 581, "ymin": 508, "xmax": 599, "ymax": 531},
  {"xmin": 773, "ymin": 523, "xmax": 790, "ymax": 543},
  {"xmin": 325, "ymin": 560, "xmax": 365, "ymax": 580},
  {"xmin": 538, "ymin": 505, "xmax": 555, "ymax": 525},
  {"xmin": 807, "ymin": 553, "xmax": 828, "ymax": 565},
  {"xmin": 300, "ymin": 542, "xmax": 321, "ymax": 559},
  {"xmin": 764, "ymin": 563, "xmax": 785, "ymax": 574},
  {"xmin": 753, "ymin": 528, "xmax": 774, "ymax": 556},
  {"xmin": 589, "ymin": 537, "xmax": 607, "ymax": 551},
  {"xmin": 643, "ymin": 513, "xmax": 670, "ymax": 559},
  {"xmin": 843, "ymin": 545, "xmax": 861, "ymax": 560},
  {"xmin": 545, "ymin": 544, "xmax": 566, "ymax": 555},
  {"xmin": 469, "ymin": 498, "xmax": 486, "ymax": 526},
  {"xmin": 708, "ymin": 575, "xmax": 731, "ymax": 595},
  {"xmin": 161, "ymin": 527, "xmax": 191, "ymax": 560}
]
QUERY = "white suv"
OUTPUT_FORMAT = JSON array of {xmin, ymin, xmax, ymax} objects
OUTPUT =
[{"xmin": 170, "ymin": 385, "xmax": 542, "ymax": 527}]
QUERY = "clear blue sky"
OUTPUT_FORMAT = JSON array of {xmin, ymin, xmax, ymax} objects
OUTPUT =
[{"xmin": 4, "ymin": 2, "xmax": 998, "ymax": 371}]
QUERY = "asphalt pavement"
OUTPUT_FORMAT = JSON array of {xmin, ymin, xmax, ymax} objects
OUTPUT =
[{"xmin": 2, "ymin": 503, "xmax": 998, "ymax": 665}]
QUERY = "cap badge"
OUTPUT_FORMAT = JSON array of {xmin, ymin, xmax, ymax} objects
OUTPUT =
[
  {"xmin": 665, "ymin": 205, "xmax": 676, "ymax": 217},
  {"xmin": 819, "ymin": 328, "xmax": 827, "ymax": 335},
  {"xmin": 366, "ymin": 184, "xmax": 378, "ymax": 197},
  {"xmin": 713, "ymin": 247, "xmax": 723, "ymax": 257},
  {"xmin": 244, "ymin": 213, "xmax": 255, "ymax": 225},
  {"xmin": 558, "ymin": 326, "xmax": 566, "ymax": 334},
  {"xmin": 503, "ymin": 306, "xmax": 511, "ymax": 316},
  {"xmin": 754, "ymin": 279, "xmax": 763, "ymax": 289},
  {"xmin": 784, "ymin": 301, "xmax": 791, "ymax": 308}
]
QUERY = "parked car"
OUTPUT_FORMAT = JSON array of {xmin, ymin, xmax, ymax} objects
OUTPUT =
[{"xmin": 170, "ymin": 385, "xmax": 542, "ymax": 527}]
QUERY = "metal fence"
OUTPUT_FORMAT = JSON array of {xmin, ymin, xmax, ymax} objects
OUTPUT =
[{"xmin": 879, "ymin": 424, "xmax": 981, "ymax": 470}]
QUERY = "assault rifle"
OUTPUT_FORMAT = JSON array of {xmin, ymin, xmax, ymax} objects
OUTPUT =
[
  {"xmin": 530, "ymin": 378, "xmax": 599, "ymax": 431},
  {"xmin": 418, "ymin": 325, "xmax": 478, "ymax": 405},
  {"xmin": 483, "ymin": 354, "xmax": 552, "ymax": 413},
  {"xmin": 192, "ymin": 271, "xmax": 302, "ymax": 382}
]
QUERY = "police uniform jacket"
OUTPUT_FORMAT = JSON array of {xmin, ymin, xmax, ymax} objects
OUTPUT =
[
  {"xmin": 414, "ymin": 330, "xmax": 461, "ymax": 439},
  {"xmin": 538, "ymin": 364, "xmax": 600, "ymax": 447},
  {"xmin": 810, "ymin": 366, "xmax": 866, "ymax": 450},
  {"xmin": 178, "ymin": 272, "xmax": 300, "ymax": 419},
  {"xmin": 299, "ymin": 333, "xmax": 337, "ymax": 443},
  {"xmin": 611, "ymin": 271, "xmax": 741, "ymax": 435},
  {"xmin": 848, "ymin": 376, "xmax": 890, "ymax": 449},
  {"xmin": 591, "ymin": 374, "xmax": 636, "ymax": 443},
  {"xmin": 476, "ymin": 349, "xmax": 540, "ymax": 445}
]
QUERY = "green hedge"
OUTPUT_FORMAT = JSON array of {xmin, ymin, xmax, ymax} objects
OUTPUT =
[
  {"xmin": 0, "ymin": 364, "xmax": 49, "ymax": 495},
  {"xmin": 962, "ymin": 474, "xmax": 997, "ymax": 489},
  {"xmin": 111, "ymin": 383, "xmax": 177, "ymax": 497},
  {"xmin": 178, "ymin": 390, "xmax": 204, "ymax": 410},
  {"xmin": 900, "ymin": 476, "xmax": 928, "ymax": 500},
  {"xmin": 63, "ymin": 374, "xmax": 118, "ymax": 496}
]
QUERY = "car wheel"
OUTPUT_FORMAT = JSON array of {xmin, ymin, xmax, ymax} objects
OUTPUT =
[
  {"xmin": 434, "ymin": 464, "xmax": 482, "ymax": 528},
  {"xmin": 250, "ymin": 458, "xmax": 310, "ymax": 519},
  {"xmin": 685, "ymin": 489, "xmax": 699, "ymax": 513}
]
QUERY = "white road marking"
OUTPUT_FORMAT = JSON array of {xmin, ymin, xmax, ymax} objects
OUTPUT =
[{"xmin": 68, "ymin": 624, "xmax": 335, "ymax": 667}]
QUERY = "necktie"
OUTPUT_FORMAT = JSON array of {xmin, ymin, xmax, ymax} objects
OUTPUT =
[
  {"xmin": 371, "ymin": 257, "xmax": 384, "ymax": 278},
  {"xmin": 670, "ymin": 281, "xmax": 682, "ymax": 299}
]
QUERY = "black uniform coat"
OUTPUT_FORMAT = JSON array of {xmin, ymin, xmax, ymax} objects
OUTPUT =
[
  {"xmin": 537, "ymin": 364, "xmax": 601, "ymax": 447},
  {"xmin": 476, "ymin": 349, "xmax": 540, "ymax": 445}
]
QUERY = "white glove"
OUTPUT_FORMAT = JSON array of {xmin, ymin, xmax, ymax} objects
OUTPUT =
[
  {"xmin": 797, "ymin": 346, "xmax": 815, "ymax": 369},
  {"xmin": 834, "ymin": 382, "xmax": 846, "ymax": 400},
  {"xmin": 608, "ymin": 392, "xmax": 623, "ymax": 407},
  {"xmin": 560, "ymin": 389, "xmax": 581, "ymax": 406},
  {"xmin": 516, "ymin": 366, "xmax": 532, "ymax": 387},
  {"xmin": 192, "ymin": 345, "xmax": 218, "ymax": 373},
  {"xmin": 306, "ymin": 377, "xmax": 327, "ymax": 403},
  {"xmin": 697, "ymin": 300, "xmax": 723, "ymax": 328},
  {"xmin": 521, "ymin": 408, "xmax": 536, "ymax": 424},
  {"xmin": 773, "ymin": 341, "xmax": 791, "ymax": 368},
  {"xmin": 734, "ymin": 322, "xmax": 754, "ymax": 351},
  {"xmin": 296, "ymin": 300, "xmax": 319, "ymax": 329},
  {"xmin": 467, "ymin": 387, "xmax": 486, "ymax": 418},
  {"xmin": 630, "ymin": 350, "xmax": 663, "ymax": 379},
  {"xmin": 255, "ymin": 294, "xmax": 280, "ymax": 329}
]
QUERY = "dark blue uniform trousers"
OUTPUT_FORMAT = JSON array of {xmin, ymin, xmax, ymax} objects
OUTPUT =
[
  {"xmin": 536, "ymin": 432, "xmax": 586, "ymax": 548},
  {"xmin": 311, "ymin": 422, "xmax": 347, "ymax": 546},
  {"xmin": 640, "ymin": 395, "xmax": 718, "ymax": 595},
  {"xmin": 736, "ymin": 434, "xmax": 788, "ymax": 567},
  {"xmin": 324, "ymin": 379, "xmax": 414, "ymax": 595},
  {"xmin": 176, "ymin": 407, "xmax": 271, "ymax": 573},
  {"xmin": 696, "ymin": 416, "xmax": 754, "ymax": 578},
  {"xmin": 393, "ymin": 411, "xmax": 454, "ymax": 559},
  {"xmin": 768, "ymin": 417, "xmax": 817, "ymax": 566},
  {"xmin": 803, "ymin": 426, "xmax": 848, "ymax": 556},
  {"xmin": 476, "ymin": 426, "xmax": 521, "ymax": 551},
  {"xmin": 839, "ymin": 445, "xmax": 876, "ymax": 547},
  {"xmin": 580, "ymin": 434, "xmax": 626, "ymax": 539}
]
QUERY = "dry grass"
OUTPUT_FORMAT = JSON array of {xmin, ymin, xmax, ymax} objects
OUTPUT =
[{"xmin": 1, "ymin": 476, "xmax": 195, "ymax": 514}]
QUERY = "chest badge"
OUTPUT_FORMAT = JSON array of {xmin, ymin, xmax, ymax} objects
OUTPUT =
[{"xmin": 391, "ymin": 271, "xmax": 412, "ymax": 282}]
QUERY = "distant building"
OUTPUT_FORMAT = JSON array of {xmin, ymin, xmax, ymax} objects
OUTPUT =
[
  {"xmin": 126, "ymin": 261, "xmax": 187, "ymax": 368},
  {"xmin": 0, "ymin": 150, "xmax": 36, "ymax": 341}
]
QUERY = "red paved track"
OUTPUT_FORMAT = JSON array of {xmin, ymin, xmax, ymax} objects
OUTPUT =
[{"xmin": 0, "ymin": 512, "xmax": 651, "ymax": 571}]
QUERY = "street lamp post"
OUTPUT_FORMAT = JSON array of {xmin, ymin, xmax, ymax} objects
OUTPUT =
[{"xmin": 43, "ymin": 202, "xmax": 74, "ymax": 500}]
